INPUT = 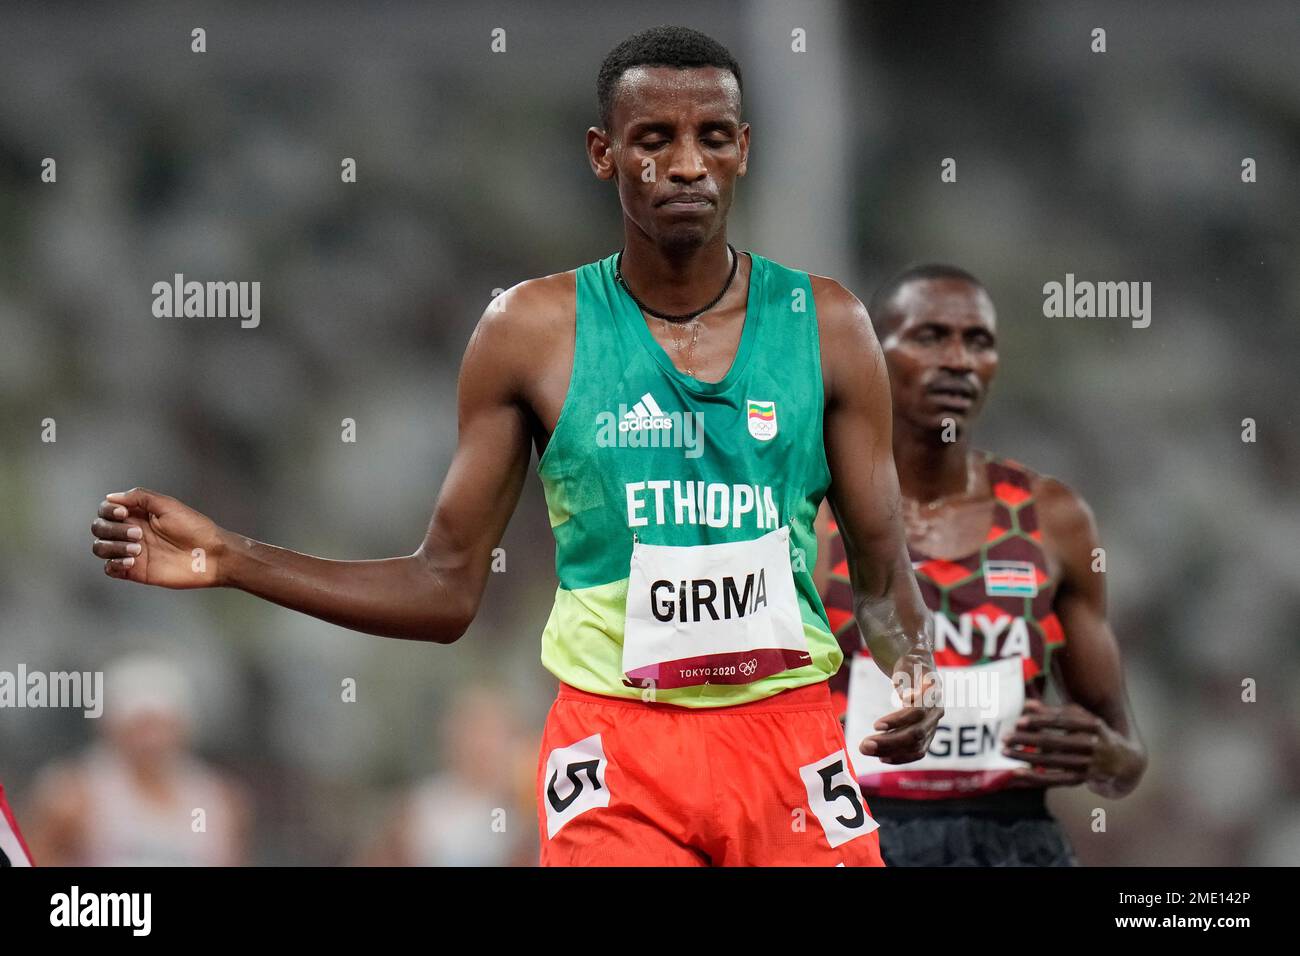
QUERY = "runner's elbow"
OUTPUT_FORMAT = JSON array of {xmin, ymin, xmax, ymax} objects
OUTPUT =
[
  {"xmin": 419, "ymin": 580, "xmax": 479, "ymax": 644},
  {"xmin": 427, "ymin": 610, "xmax": 473, "ymax": 645},
  {"xmin": 407, "ymin": 552, "xmax": 481, "ymax": 643}
]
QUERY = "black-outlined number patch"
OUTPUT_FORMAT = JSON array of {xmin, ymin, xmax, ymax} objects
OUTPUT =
[
  {"xmin": 799, "ymin": 751, "xmax": 879, "ymax": 848},
  {"xmin": 543, "ymin": 733, "xmax": 610, "ymax": 838}
]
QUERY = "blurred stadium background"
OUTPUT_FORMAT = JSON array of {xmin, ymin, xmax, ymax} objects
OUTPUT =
[{"xmin": 1, "ymin": 0, "xmax": 1296, "ymax": 864}]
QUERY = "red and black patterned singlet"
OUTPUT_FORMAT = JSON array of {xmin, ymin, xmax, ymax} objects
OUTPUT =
[{"xmin": 824, "ymin": 452, "xmax": 1066, "ymax": 800}]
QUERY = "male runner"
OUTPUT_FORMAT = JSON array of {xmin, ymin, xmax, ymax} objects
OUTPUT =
[
  {"xmin": 90, "ymin": 26, "xmax": 942, "ymax": 866},
  {"xmin": 816, "ymin": 264, "xmax": 1146, "ymax": 865}
]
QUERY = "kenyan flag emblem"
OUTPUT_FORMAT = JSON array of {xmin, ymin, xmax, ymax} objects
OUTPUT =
[{"xmin": 746, "ymin": 399, "xmax": 778, "ymax": 441}]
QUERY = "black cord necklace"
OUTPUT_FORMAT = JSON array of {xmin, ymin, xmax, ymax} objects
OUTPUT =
[{"xmin": 615, "ymin": 243, "xmax": 739, "ymax": 323}]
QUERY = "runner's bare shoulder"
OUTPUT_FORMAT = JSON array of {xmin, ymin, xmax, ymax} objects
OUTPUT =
[
  {"xmin": 469, "ymin": 271, "xmax": 577, "ymax": 370},
  {"xmin": 1032, "ymin": 475, "xmax": 1097, "ymax": 541},
  {"xmin": 1030, "ymin": 474, "xmax": 1102, "ymax": 577},
  {"xmin": 806, "ymin": 274, "xmax": 870, "ymax": 332},
  {"xmin": 805, "ymin": 274, "xmax": 880, "ymax": 399}
]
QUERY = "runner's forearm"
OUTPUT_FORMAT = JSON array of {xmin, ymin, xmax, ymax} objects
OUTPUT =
[
  {"xmin": 856, "ymin": 594, "xmax": 936, "ymax": 675},
  {"xmin": 853, "ymin": 547, "xmax": 936, "ymax": 678},
  {"xmin": 217, "ymin": 530, "xmax": 474, "ymax": 642}
]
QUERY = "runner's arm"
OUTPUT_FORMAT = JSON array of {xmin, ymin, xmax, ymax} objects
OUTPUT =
[
  {"xmin": 211, "ymin": 298, "xmax": 536, "ymax": 643},
  {"xmin": 816, "ymin": 278, "xmax": 935, "ymax": 679},
  {"xmin": 815, "ymin": 277, "xmax": 942, "ymax": 761},
  {"xmin": 1029, "ymin": 480, "xmax": 1147, "ymax": 796}
]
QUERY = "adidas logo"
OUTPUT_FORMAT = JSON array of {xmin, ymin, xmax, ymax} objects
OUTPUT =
[
  {"xmin": 619, "ymin": 392, "xmax": 674, "ymax": 432},
  {"xmin": 596, "ymin": 393, "xmax": 705, "ymax": 457}
]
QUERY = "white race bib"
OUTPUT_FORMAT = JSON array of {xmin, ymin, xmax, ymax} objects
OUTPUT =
[
  {"xmin": 845, "ymin": 655, "xmax": 1024, "ymax": 797},
  {"xmin": 622, "ymin": 525, "xmax": 811, "ymax": 689}
]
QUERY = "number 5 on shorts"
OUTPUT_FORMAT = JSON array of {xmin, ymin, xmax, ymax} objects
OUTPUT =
[
  {"xmin": 543, "ymin": 734, "xmax": 610, "ymax": 838},
  {"xmin": 799, "ymin": 751, "xmax": 879, "ymax": 848}
]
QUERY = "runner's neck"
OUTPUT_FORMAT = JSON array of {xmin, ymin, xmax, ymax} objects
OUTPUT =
[
  {"xmin": 894, "ymin": 434, "xmax": 980, "ymax": 505},
  {"xmin": 616, "ymin": 232, "xmax": 735, "ymax": 317}
]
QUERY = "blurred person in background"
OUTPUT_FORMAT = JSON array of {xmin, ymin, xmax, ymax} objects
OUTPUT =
[
  {"xmin": 355, "ymin": 684, "xmax": 538, "ymax": 866},
  {"xmin": 816, "ymin": 265, "xmax": 1147, "ymax": 865},
  {"xmin": 24, "ymin": 655, "xmax": 250, "ymax": 866}
]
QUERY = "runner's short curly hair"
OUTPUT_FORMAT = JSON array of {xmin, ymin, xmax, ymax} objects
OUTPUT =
[{"xmin": 597, "ymin": 26, "xmax": 743, "ymax": 129}]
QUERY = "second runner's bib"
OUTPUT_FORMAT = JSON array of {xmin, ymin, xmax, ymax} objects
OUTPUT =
[{"xmin": 845, "ymin": 655, "xmax": 1024, "ymax": 797}]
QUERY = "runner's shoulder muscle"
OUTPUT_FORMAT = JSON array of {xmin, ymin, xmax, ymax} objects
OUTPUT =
[
  {"xmin": 426, "ymin": 273, "xmax": 576, "ymax": 592},
  {"xmin": 463, "ymin": 272, "xmax": 575, "ymax": 418},
  {"xmin": 1032, "ymin": 475, "xmax": 1102, "ymax": 597},
  {"xmin": 808, "ymin": 274, "xmax": 885, "ymax": 410}
]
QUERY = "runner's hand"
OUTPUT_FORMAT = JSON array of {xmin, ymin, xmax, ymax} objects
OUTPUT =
[
  {"xmin": 858, "ymin": 666, "xmax": 944, "ymax": 764},
  {"xmin": 1002, "ymin": 699, "xmax": 1122, "ymax": 788},
  {"xmin": 91, "ymin": 488, "xmax": 226, "ymax": 588}
]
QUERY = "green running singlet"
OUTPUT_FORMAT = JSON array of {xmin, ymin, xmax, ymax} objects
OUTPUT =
[{"xmin": 537, "ymin": 251, "xmax": 840, "ymax": 707}]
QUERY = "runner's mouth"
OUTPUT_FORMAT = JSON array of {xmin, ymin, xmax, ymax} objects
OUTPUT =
[
  {"xmin": 927, "ymin": 386, "xmax": 977, "ymax": 406},
  {"xmin": 658, "ymin": 194, "xmax": 714, "ymax": 208}
]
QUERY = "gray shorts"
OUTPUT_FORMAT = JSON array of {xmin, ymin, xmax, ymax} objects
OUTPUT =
[{"xmin": 875, "ymin": 809, "xmax": 1078, "ymax": 867}]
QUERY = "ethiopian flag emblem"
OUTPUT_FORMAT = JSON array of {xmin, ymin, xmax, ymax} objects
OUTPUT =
[{"xmin": 746, "ymin": 399, "xmax": 778, "ymax": 441}]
